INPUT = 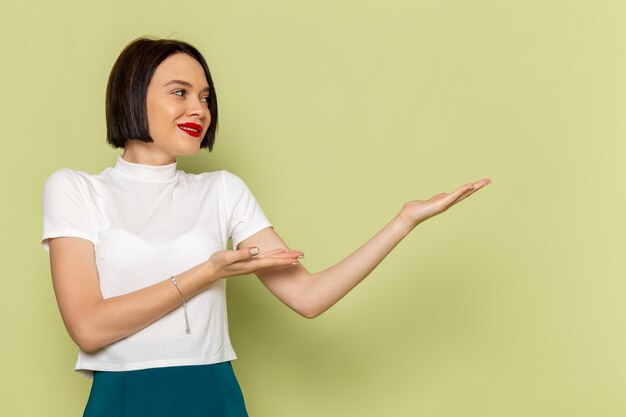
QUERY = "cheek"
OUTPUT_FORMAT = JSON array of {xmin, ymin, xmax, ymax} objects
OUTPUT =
[
  {"xmin": 147, "ymin": 101, "xmax": 180, "ymax": 132},
  {"xmin": 149, "ymin": 100, "xmax": 176, "ymax": 119}
]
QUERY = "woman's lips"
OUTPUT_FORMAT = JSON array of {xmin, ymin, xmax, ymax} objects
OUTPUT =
[{"xmin": 177, "ymin": 123, "xmax": 202, "ymax": 138}]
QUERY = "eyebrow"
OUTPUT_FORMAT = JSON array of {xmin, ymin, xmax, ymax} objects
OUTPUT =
[{"xmin": 163, "ymin": 79, "xmax": 210, "ymax": 94}]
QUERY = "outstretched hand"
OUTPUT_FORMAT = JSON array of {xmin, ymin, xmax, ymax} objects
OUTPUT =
[
  {"xmin": 207, "ymin": 247, "xmax": 304, "ymax": 281},
  {"xmin": 399, "ymin": 178, "xmax": 492, "ymax": 228}
]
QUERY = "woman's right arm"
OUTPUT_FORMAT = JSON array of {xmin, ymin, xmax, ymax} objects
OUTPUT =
[{"xmin": 48, "ymin": 236, "xmax": 302, "ymax": 353}]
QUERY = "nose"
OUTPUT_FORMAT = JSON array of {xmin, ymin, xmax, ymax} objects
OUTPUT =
[{"xmin": 187, "ymin": 96, "xmax": 210, "ymax": 121}]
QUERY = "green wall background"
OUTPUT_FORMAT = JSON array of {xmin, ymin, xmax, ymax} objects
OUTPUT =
[{"xmin": 2, "ymin": 1, "xmax": 625, "ymax": 416}]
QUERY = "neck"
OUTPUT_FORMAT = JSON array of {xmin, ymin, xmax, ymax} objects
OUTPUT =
[{"xmin": 122, "ymin": 140, "xmax": 176, "ymax": 166}]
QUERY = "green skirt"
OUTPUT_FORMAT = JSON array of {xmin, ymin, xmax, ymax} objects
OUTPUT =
[{"xmin": 83, "ymin": 361, "xmax": 249, "ymax": 417}]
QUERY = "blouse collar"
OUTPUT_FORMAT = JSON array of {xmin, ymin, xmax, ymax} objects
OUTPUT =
[{"xmin": 113, "ymin": 155, "xmax": 179, "ymax": 183}]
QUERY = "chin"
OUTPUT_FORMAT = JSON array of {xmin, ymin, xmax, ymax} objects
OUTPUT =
[{"xmin": 177, "ymin": 144, "xmax": 202, "ymax": 156}]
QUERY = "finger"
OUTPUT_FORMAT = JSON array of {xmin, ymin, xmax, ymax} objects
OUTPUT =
[
  {"xmin": 261, "ymin": 249, "xmax": 304, "ymax": 259},
  {"xmin": 257, "ymin": 256, "xmax": 305, "ymax": 269},
  {"xmin": 253, "ymin": 248, "xmax": 287, "ymax": 257},
  {"xmin": 241, "ymin": 255, "xmax": 303, "ymax": 273},
  {"xmin": 229, "ymin": 246, "xmax": 269, "ymax": 263},
  {"xmin": 439, "ymin": 186, "xmax": 474, "ymax": 209},
  {"xmin": 454, "ymin": 190, "xmax": 473, "ymax": 205},
  {"xmin": 448, "ymin": 179, "xmax": 492, "ymax": 207},
  {"xmin": 448, "ymin": 178, "xmax": 492, "ymax": 200},
  {"xmin": 250, "ymin": 249, "xmax": 304, "ymax": 264},
  {"xmin": 470, "ymin": 178, "xmax": 492, "ymax": 189},
  {"xmin": 245, "ymin": 247, "xmax": 287, "ymax": 257},
  {"xmin": 236, "ymin": 248, "xmax": 303, "ymax": 263},
  {"xmin": 445, "ymin": 183, "xmax": 474, "ymax": 202}
]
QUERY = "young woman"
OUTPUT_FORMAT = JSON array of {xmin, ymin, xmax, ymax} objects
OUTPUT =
[{"xmin": 41, "ymin": 36, "xmax": 491, "ymax": 417}]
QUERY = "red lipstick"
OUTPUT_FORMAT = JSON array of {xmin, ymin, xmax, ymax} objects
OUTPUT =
[{"xmin": 177, "ymin": 122, "xmax": 203, "ymax": 138}]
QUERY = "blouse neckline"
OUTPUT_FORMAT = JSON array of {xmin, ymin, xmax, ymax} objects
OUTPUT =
[{"xmin": 113, "ymin": 155, "xmax": 179, "ymax": 183}]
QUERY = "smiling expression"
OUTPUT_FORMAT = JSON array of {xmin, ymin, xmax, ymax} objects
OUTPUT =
[{"xmin": 145, "ymin": 53, "xmax": 212, "ymax": 157}]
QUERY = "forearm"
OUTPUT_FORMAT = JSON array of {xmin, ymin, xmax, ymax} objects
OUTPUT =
[
  {"xmin": 302, "ymin": 213, "xmax": 415, "ymax": 318},
  {"xmin": 248, "ymin": 179, "xmax": 490, "ymax": 318},
  {"xmin": 78, "ymin": 261, "xmax": 217, "ymax": 352}
]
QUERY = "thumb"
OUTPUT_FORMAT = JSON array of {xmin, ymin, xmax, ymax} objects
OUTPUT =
[{"xmin": 230, "ymin": 247, "xmax": 260, "ymax": 264}]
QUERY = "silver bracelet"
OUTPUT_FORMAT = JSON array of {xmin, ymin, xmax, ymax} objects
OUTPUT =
[{"xmin": 170, "ymin": 275, "xmax": 190, "ymax": 334}]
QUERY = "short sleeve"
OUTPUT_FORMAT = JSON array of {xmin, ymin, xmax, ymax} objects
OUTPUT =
[
  {"xmin": 41, "ymin": 169, "xmax": 95, "ymax": 252},
  {"xmin": 221, "ymin": 170, "xmax": 273, "ymax": 249}
]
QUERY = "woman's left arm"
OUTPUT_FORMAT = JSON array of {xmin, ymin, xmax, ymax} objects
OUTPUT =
[{"xmin": 237, "ymin": 178, "xmax": 492, "ymax": 318}]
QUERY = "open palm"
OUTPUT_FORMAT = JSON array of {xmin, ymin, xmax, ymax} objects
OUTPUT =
[{"xmin": 399, "ymin": 178, "xmax": 492, "ymax": 227}]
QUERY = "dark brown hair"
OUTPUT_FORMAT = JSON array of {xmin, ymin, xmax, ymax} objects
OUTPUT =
[{"xmin": 105, "ymin": 36, "xmax": 218, "ymax": 151}]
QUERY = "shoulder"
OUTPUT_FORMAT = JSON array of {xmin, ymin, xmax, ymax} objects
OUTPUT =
[
  {"xmin": 43, "ymin": 168, "xmax": 103, "ymax": 197},
  {"xmin": 43, "ymin": 168, "xmax": 80, "ymax": 192},
  {"xmin": 41, "ymin": 169, "xmax": 85, "ymax": 209},
  {"xmin": 176, "ymin": 169, "xmax": 225, "ymax": 190},
  {"xmin": 220, "ymin": 169, "xmax": 249, "ymax": 191},
  {"xmin": 180, "ymin": 169, "xmax": 249, "ymax": 191}
]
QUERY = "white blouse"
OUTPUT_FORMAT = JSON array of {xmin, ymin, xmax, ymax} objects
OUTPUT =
[{"xmin": 41, "ymin": 155, "xmax": 272, "ymax": 378}]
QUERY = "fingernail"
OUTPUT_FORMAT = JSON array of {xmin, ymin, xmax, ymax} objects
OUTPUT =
[
  {"xmin": 297, "ymin": 255, "xmax": 304, "ymax": 259},
  {"xmin": 250, "ymin": 248, "xmax": 260, "ymax": 255},
  {"xmin": 291, "ymin": 261, "xmax": 299, "ymax": 265}
]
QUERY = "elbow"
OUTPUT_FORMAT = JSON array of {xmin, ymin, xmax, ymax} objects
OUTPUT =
[
  {"xmin": 297, "ymin": 304, "xmax": 323, "ymax": 319},
  {"xmin": 292, "ymin": 284, "xmax": 325, "ymax": 319},
  {"xmin": 302, "ymin": 311, "xmax": 321, "ymax": 319},
  {"xmin": 69, "ymin": 319, "xmax": 104, "ymax": 353},
  {"xmin": 77, "ymin": 340, "xmax": 99, "ymax": 354},
  {"xmin": 65, "ymin": 301, "xmax": 113, "ymax": 353},
  {"xmin": 72, "ymin": 327, "xmax": 99, "ymax": 353}
]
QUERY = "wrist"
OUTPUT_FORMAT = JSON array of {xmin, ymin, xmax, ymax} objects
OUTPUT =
[
  {"xmin": 393, "ymin": 211, "xmax": 419, "ymax": 235},
  {"xmin": 201, "ymin": 259, "xmax": 223, "ymax": 284}
]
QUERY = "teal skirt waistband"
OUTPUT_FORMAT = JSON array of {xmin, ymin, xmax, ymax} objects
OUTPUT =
[{"xmin": 83, "ymin": 361, "xmax": 249, "ymax": 417}]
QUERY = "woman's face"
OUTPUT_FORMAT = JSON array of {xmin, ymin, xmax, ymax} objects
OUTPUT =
[{"xmin": 145, "ymin": 53, "xmax": 212, "ymax": 157}]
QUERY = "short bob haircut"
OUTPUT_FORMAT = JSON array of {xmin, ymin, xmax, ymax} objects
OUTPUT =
[{"xmin": 106, "ymin": 36, "xmax": 218, "ymax": 151}]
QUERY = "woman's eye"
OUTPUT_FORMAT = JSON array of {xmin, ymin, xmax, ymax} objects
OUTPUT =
[{"xmin": 173, "ymin": 90, "xmax": 209, "ymax": 105}]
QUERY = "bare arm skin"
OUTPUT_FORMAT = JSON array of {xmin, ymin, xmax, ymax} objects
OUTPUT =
[
  {"xmin": 237, "ymin": 178, "xmax": 492, "ymax": 319},
  {"xmin": 48, "ymin": 238, "xmax": 302, "ymax": 353},
  {"xmin": 48, "ymin": 177, "xmax": 490, "ymax": 351}
]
